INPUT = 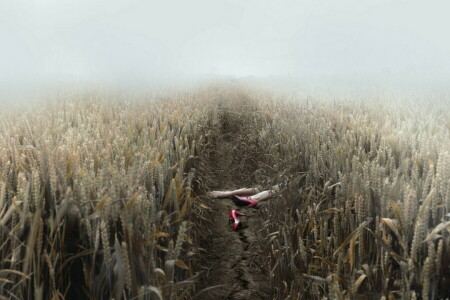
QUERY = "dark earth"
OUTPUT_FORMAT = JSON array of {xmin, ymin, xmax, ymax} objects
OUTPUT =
[{"xmin": 196, "ymin": 98, "xmax": 271, "ymax": 299}]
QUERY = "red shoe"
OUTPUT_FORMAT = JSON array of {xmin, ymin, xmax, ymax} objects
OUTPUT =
[
  {"xmin": 232, "ymin": 195, "xmax": 257, "ymax": 208},
  {"xmin": 229, "ymin": 210, "xmax": 245, "ymax": 231}
]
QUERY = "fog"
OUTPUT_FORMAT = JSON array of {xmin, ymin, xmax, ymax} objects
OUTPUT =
[{"xmin": 2, "ymin": 0, "xmax": 450, "ymax": 92}]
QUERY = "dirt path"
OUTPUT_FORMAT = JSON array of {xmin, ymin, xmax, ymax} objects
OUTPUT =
[{"xmin": 196, "ymin": 101, "xmax": 270, "ymax": 299}]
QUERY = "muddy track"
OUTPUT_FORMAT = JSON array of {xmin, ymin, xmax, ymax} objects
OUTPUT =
[{"xmin": 196, "ymin": 99, "xmax": 270, "ymax": 299}]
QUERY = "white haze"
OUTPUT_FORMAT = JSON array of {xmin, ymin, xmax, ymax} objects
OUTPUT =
[{"xmin": 1, "ymin": 0, "xmax": 450, "ymax": 93}]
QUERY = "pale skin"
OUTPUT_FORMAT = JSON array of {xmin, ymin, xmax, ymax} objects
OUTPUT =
[{"xmin": 208, "ymin": 187, "xmax": 276, "ymax": 203}]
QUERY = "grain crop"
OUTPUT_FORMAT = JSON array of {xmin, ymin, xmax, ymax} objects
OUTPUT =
[
  {"xmin": 0, "ymin": 84, "xmax": 449, "ymax": 299},
  {"xmin": 0, "ymin": 89, "xmax": 214, "ymax": 299},
  {"xmin": 251, "ymin": 90, "xmax": 450, "ymax": 299}
]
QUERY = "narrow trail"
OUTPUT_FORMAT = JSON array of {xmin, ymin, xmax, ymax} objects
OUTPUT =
[{"xmin": 197, "ymin": 98, "xmax": 270, "ymax": 299}]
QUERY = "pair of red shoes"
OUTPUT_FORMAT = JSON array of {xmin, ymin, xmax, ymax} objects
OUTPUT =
[{"xmin": 228, "ymin": 196, "xmax": 257, "ymax": 231}]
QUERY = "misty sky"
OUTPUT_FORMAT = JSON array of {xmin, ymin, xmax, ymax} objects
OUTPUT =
[{"xmin": 1, "ymin": 0, "xmax": 450, "ymax": 88}]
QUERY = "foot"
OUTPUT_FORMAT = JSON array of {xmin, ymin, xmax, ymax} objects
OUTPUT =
[{"xmin": 232, "ymin": 195, "xmax": 257, "ymax": 208}]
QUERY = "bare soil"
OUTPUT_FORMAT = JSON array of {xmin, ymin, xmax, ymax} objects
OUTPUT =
[{"xmin": 196, "ymin": 102, "xmax": 270, "ymax": 299}]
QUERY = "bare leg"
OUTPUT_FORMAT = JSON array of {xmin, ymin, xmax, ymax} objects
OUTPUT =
[
  {"xmin": 248, "ymin": 190, "xmax": 276, "ymax": 203},
  {"xmin": 208, "ymin": 188, "xmax": 259, "ymax": 198}
]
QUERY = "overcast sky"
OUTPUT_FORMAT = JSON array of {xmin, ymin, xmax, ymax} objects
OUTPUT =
[{"xmin": 1, "ymin": 0, "xmax": 450, "ymax": 89}]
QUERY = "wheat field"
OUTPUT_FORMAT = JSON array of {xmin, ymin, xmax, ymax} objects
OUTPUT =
[{"xmin": 0, "ymin": 84, "xmax": 449, "ymax": 299}]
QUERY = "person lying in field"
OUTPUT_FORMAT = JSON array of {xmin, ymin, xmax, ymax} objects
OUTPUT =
[{"xmin": 208, "ymin": 185, "xmax": 281, "ymax": 208}]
